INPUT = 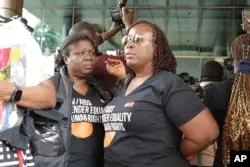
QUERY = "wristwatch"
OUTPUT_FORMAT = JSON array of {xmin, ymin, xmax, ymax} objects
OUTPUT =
[{"xmin": 11, "ymin": 87, "xmax": 23, "ymax": 102}]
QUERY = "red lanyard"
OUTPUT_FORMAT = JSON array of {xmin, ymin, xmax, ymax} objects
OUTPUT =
[{"xmin": 16, "ymin": 149, "xmax": 24, "ymax": 167}]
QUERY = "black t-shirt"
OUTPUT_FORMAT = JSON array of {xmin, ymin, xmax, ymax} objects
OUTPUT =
[
  {"xmin": 102, "ymin": 70, "xmax": 205, "ymax": 167},
  {"xmin": 68, "ymin": 86, "xmax": 105, "ymax": 167},
  {"xmin": 203, "ymin": 79, "xmax": 233, "ymax": 167}
]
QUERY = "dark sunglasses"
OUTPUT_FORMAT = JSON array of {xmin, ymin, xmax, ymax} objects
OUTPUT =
[{"xmin": 121, "ymin": 34, "xmax": 153, "ymax": 46}]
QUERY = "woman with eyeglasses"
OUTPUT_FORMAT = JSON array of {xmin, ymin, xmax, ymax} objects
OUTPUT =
[{"xmin": 102, "ymin": 20, "xmax": 219, "ymax": 167}]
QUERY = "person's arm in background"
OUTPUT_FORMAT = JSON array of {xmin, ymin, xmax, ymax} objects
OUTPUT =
[
  {"xmin": 0, "ymin": 79, "xmax": 56, "ymax": 109},
  {"xmin": 97, "ymin": 7, "xmax": 134, "ymax": 45},
  {"xmin": 122, "ymin": 7, "xmax": 134, "ymax": 31},
  {"xmin": 101, "ymin": 22, "xmax": 122, "ymax": 43}
]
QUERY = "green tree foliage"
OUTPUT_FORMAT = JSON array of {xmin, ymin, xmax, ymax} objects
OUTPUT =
[{"xmin": 32, "ymin": 22, "xmax": 60, "ymax": 54}]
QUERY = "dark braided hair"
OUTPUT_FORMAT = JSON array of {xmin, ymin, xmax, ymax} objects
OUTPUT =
[
  {"xmin": 55, "ymin": 34, "xmax": 97, "ymax": 72},
  {"xmin": 125, "ymin": 20, "xmax": 177, "ymax": 74},
  {"xmin": 222, "ymin": 34, "xmax": 250, "ymax": 165}
]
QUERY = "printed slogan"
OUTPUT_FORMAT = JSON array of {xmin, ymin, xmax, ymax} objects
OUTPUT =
[
  {"xmin": 102, "ymin": 105, "xmax": 132, "ymax": 131},
  {"xmin": 71, "ymin": 98, "xmax": 104, "ymax": 123}
]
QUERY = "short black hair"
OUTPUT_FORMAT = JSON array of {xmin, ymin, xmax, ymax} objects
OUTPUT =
[
  {"xmin": 55, "ymin": 34, "xmax": 97, "ymax": 71},
  {"xmin": 200, "ymin": 61, "xmax": 224, "ymax": 82}
]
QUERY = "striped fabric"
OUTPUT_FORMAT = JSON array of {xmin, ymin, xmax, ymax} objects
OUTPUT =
[{"xmin": 0, "ymin": 141, "xmax": 35, "ymax": 167}]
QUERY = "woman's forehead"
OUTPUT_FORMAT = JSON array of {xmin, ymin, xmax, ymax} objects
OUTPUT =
[
  {"xmin": 70, "ymin": 40, "xmax": 94, "ymax": 49},
  {"xmin": 128, "ymin": 23, "xmax": 153, "ymax": 36}
]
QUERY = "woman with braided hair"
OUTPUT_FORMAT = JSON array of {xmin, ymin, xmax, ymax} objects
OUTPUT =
[
  {"xmin": 102, "ymin": 20, "xmax": 219, "ymax": 167},
  {"xmin": 222, "ymin": 33, "xmax": 250, "ymax": 165},
  {"xmin": 203, "ymin": 33, "xmax": 250, "ymax": 167}
]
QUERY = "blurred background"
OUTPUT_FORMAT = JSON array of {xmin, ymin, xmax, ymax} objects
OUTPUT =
[{"xmin": 21, "ymin": 0, "xmax": 250, "ymax": 77}]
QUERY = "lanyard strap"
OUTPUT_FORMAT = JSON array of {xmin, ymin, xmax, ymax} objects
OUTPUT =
[{"xmin": 16, "ymin": 149, "xmax": 24, "ymax": 167}]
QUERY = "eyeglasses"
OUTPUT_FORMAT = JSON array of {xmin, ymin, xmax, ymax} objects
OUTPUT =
[{"xmin": 121, "ymin": 34, "xmax": 153, "ymax": 46}]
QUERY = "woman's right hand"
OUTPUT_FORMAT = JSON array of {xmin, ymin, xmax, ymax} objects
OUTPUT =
[{"xmin": 105, "ymin": 58, "xmax": 127, "ymax": 81}]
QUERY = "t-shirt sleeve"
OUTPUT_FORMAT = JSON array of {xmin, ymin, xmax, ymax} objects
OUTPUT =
[{"xmin": 163, "ymin": 77, "xmax": 205, "ymax": 127}]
